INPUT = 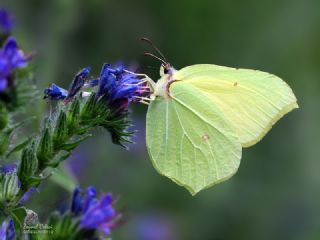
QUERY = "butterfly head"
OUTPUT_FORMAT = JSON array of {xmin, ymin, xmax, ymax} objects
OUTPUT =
[
  {"xmin": 141, "ymin": 37, "xmax": 177, "ymax": 99},
  {"xmin": 160, "ymin": 63, "xmax": 175, "ymax": 77}
]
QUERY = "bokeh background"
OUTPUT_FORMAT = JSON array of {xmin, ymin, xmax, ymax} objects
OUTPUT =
[{"xmin": 2, "ymin": 0, "xmax": 320, "ymax": 239}]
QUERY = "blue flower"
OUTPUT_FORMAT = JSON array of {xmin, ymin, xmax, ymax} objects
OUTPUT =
[
  {"xmin": 0, "ymin": 9, "xmax": 14, "ymax": 34},
  {"xmin": 0, "ymin": 37, "xmax": 30, "ymax": 92},
  {"xmin": 44, "ymin": 83, "xmax": 68, "ymax": 100},
  {"xmin": 70, "ymin": 186, "xmax": 119, "ymax": 235},
  {"xmin": 70, "ymin": 187, "xmax": 83, "ymax": 215},
  {"xmin": 0, "ymin": 221, "xmax": 7, "ymax": 238},
  {"xmin": 64, "ymin": 67, "xmax": 91, "ymax": 102},
  {"xmin": 97, "ymin": 63, "xmax": 148, "ymax": 112},
  {"xmin": 0, "ymin": 219, "xmax": 15, "ymax": 240},
  {"xmin": 43, "ymin": 67, "xmax": 90, "ymax": 101},
  {"xmin": 0, "ymin": 163, "xmax": 17, "ymax": 174}
]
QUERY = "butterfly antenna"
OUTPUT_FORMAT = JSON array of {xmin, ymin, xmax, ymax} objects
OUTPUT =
[
  {"xmin": 144, "ymin": 53, "xmax": 167, "ymax": 65},
  {"xmin": 141, "ymin": 37, "xmax": 168, "ymax": 63}
]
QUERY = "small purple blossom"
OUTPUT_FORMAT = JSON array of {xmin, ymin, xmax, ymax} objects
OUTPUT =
[
  {"xmin": 0, "ymin": 9, "xmax": 14, "ymax": 34},
  {"xmin": 0, "ymin": 221, "xmax": 7, "ymax": 239},
  {"xmin": 0, "ymin": 163, "xmax": 17, "ymax": 174},
  {"xmin": 0, "ymin": 37, "xmax": 30, "ymax": 92},
  {"xmin": 70, "ymin": 187, "xmax": 84, "ymax": 215},
  {"xmin": 97, "ymin": 63, "xmax": 148, "ymax": 112},
  {"xmin": 64, "ymin": 67, "xmax": 91, "ymax": 102},
  {"xmin": 0, "ymin": 219, "xmax": 15, "ymax": 240},
  {"xmin": 44, "ymin": 83, "xmax": 68, "ymax": 100},
  {"xmin": 70, "ymin": 186, "xmax": 119, "ymax": 235}
]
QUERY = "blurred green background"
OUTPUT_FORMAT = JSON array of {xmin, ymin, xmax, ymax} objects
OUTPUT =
[{"xmin": 2, "ymin": 0, "xmax": 320, "ymax": 239}]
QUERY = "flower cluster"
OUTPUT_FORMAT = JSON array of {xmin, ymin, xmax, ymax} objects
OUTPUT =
[
  {"xmin": 71, "ymin": 186, "xmax": 120, "ymax": 236},
  {"xmin": 0, "ymin": 8, "xmax": 152, "ymax": 240},
  {"xmin": 0, "ymin": 9, "xmax": 14, "ymax": 34},
  {"xmin": 95, "ymin": 63, "xmax": 148, "ymax": 113},
  {"xmin": 0, "ymin": 219, "xmax": 15, "ymax": 240},
  {"xmin": 44, "ymin": 63, "xmax": 149, "ymax": 113},
  {"xmin": 0, "ymin": 37, "xmax": 30, "ymax": 92}
]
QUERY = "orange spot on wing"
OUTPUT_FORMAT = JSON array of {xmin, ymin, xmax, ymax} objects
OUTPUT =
[{"xmin": 202, "ymin": 134, "xmax": 210, "ymax": 141}]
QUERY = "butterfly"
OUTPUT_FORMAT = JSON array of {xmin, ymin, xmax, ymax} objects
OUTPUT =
[{"xmin": 142, "ymin": 38, "xmax": 298, "ymax": 195}]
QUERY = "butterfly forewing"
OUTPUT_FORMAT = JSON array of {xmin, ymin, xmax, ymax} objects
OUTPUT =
[{"xmin": 173, "ymin": 64, "xmax": 298, "ymax": 147}]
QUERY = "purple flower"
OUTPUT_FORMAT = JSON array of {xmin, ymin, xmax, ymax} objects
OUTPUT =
[
  {"xmin": 0, "ymin": 221, "xmax": 7, "ymax": 239},
  {"xmin": 0, "ymin": 9, "xmax": 14, "ymax": 34},
  {"xmin": 64, "ymin": 67, "xmax": 91, "ymax": 102},
  {"xmin": 97, "ymin": 63, "xmax": 148, "ymax": 112},
  {"xmin": 43, "ymin": 67, "xmax": 91, "ymax": 101},
  {"xmin": 70, "ymin": 186, "xmax": 119, "ymax": 235},
  {"xmin": 0, "ymin": 219, "xmax": 15, "ymax": 240},
  {"xmin": 71, "ymin": 187, "xmax": 83, "ymax": 215},
  {"xmin": 44, "ymin": 83, "xmax": 68, "ymax": 100},
  {"xmin": 0, "ymin": 163, "xmax": 17, "ymax": 174},
  {"xmin": 0, "ymin": 37, "xmax": 30, "ymax": 92}
]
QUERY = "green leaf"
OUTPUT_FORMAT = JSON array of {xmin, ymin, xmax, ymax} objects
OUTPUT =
[
  {"xmin": 60, "ymin": 134, "xmax": 92, "ymax": 152},
  {"xmin": 80, "ymin": 93, "xmax": 96, "ymax": 121},
  {"xmin": 36, "ymin": 127, "xmax": 53, "ymax": 168},
  {"xmin": 10, "ymin": 206, "xmax": 27, "ymax": 234},
  {"xmin": 25, "ymin": 177, "xmax": 42, "ymax": 188}
]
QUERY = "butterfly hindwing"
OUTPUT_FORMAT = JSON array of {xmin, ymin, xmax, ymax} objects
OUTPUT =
[{"xmin": 146, "ymin": 82, "xmax": 242, "ymax": 195}]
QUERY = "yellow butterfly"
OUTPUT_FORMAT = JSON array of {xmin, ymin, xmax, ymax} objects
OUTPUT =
[{"xmin": 142, "ymin": 38, "xmax": 298, "ymax": 195}]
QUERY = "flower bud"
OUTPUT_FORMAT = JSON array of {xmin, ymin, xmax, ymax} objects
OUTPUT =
[
  {"xmin": 53, "ymin": 111, "xmax": 68, "ymax": 147},
  {"xmin": 36, "ymin": 127, "xmax": 53, "ymax": 168},
  {"xmin": 18, "ymin": 142, "xmax": 38, "ymax": 182},
  {"xmin": 0, "ymin": 166, "xmax": 20, "ymax": 202},
  {"xmin": 80, "ymin": 93, "xmax": 96, "ymax": 120}
]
